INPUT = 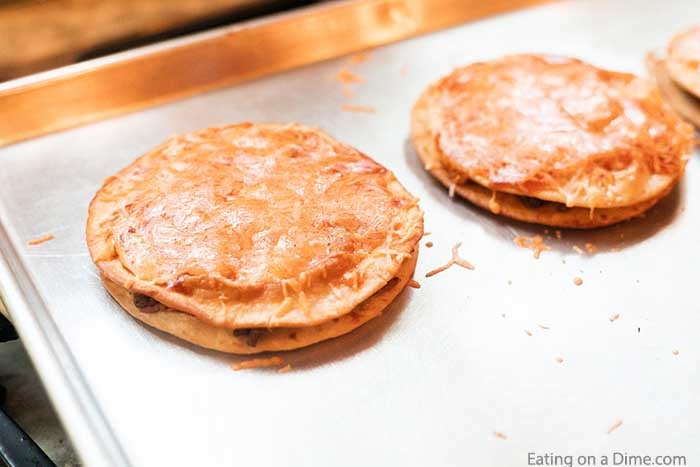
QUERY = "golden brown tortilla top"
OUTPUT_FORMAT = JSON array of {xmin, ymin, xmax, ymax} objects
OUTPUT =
[
  {"xmin": 417, "ymin": 54, "xmax": 692, "ymax": 208},
  {"xmin": 87, "ymin": 123, "xmax": 423, "ymax": 328}
]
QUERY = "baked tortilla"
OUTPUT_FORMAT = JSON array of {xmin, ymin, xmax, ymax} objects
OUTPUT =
[
  {"xmin": 648, "ymin": 54, "xmax": 700, "ymax": 129},
  {"xmin": 102, "ymin": 251, "xmax": 417, "ymax": 354},
  {"xmin": 667, "ymin": 26, "xmax": 700, "ymax": 99},
  {"xmin": 411, "ymin": 121, "xmax": 670, "ymax": 228},
  {"xmin": 412, "ymin": 54, "xmax": 692, "ymax": 228},
  {"xmin": 87, "ymin": 123, "xmax": 423, "ymax": 333}
]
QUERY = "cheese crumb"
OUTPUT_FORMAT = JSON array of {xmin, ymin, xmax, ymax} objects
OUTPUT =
[
  {"xmin": 335, "ymin": 67, "xmax": 363, "ymax": 84},
  {"xmin": 607, "ymin": 420, "xmax": 623, "ymax": 434},
  {"xmin": 348, "ymin": 51, "xmax": 370, "ymax": 64},
  {"xmin": 513, "ymin": 235, "xmax": 551, "ymax": 259}
]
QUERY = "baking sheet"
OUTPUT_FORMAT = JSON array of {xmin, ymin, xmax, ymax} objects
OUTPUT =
[{"xmin": 1, "ymin": 0, "xmax": 699, "ymax": 465}]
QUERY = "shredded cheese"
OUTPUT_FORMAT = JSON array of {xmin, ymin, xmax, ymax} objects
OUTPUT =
[
  {"xmin": 298, "ymin": 290, "xmax": 310, "ymax": 316},
  {"xmin": 493, "ymin": 432, "xmax": 508, "ymax": 440},
  {"xmin": 408, "ymin": 279, "xmax": 421, "ymax": 289},
  {"xmin": 275, "ymin": 297, "xmax": 295, "ymax": 318},
  {"xmin": 425, "ymin": 242, "xmax": 475, "ymax": 278},
  {"xmin": 348, "ymin": 51, "xmax": 370, "ymax": 64},
  {"xmin": 341, "ymin": 105, "xmax": 376, "ymax": 113},
  {"xmin": 335, "ymin": 67, "xmax": 363, "ymax": 84},
  {"xmin": 513, "ymin": 235, "xmax": 551, "ymax": 259},
  {"xmin": 573, "ymin": 277, "xmax": 583, "ymax": 286},
  {"xmin": 607, "ymin": 420, "xmax": 623, "ymax": 434},
  {"xmin": 27, "ymin": 233, "xmax": 54, "ymax": 246},
  {"xmin": 609, "ymin": 313, "xmax": 620, "ymax": 322},
  {"xmin": 488, "ymin": 191, "xmax": 501, "ymax": 214}
]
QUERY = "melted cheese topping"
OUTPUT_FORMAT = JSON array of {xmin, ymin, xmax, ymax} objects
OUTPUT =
[
  {"xmin": 87, "ymin": 123, "xmax": 423, "ymax": 328},
  {"xmin": 422, "ymin": 54, "xmax": 693, "ymax": 208}
]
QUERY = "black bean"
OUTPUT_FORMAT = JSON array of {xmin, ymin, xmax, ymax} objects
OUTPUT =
[
  {"xmin": 518, "ymin": 196, "xmax": 546, "ymax": 208},
  {"xmin": 133, "ymin": 293, "xmax": 159, "ymax": 309}
]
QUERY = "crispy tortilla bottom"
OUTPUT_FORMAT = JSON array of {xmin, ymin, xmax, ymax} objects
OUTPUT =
[
  {"xmin": 412, "ymin": 128, "xmax": 672, "ymax": 228},
  {"xmin": 101, "ymin": 251, "xmax": 418, "ymax": 354}
]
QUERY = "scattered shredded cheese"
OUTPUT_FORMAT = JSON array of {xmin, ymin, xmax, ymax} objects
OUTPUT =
[
  {"xmin": 425, "ymin": 241, "xmax": 434, "ymax": 248},
  {"xmin": 348, "ymin": 51, "xmax": 370, "ymax": 64},
  {"xmin": 231, "ymin": 356, "xmax": 285, "ymax": 371},
  {"xmin": 448, "ymin": 183, "xmax": 456, "ymax": 198},
  {"xmin": 341, "ymin": 104, "xmax": 376, "ymax": 113},
  {"xmin": 585, "ymin": 242, "xmax": 597, "ymax": 254},
  {"xmin": 277, "ymin": 364, "xmax": 293, "ymax": 373},
  {"xmin": 488, "ymin": 191, "xmax": 501, "ymax": 214},
  {"xmin": 513, "ymin": 235, "xmax": 551, "ymax": 259},
  {"xmin": 27, "ymin": 233, "xmax": 54, "ymax": 246},
  {"xmin": 555, "ymin": 230, "xmax": 562, "ymax": 239},
  {"xmin": 609, "ymin": 313, "xmax": 620, "ymax": 322},
  {"xmin": 335, "ymin": 67, "xmax": 363, "ymax": 97},
  {"xmin": 572, "ymin": 245, "xmax": 585, "ymax": 255},
  {"xmin": 275, "ymin": 297, "xmax": 295, "ymax": 318},
  {"xmin": 538, "ymin": 324, "xmax": 550, "ymax": 330},
  {"xmin": 408, "ymin": 279, "xmax": 421, "ymax": 289},
  {"xmin": 335, "ymin": 67, "xmax": 363, "ymax": 84},
  {"xmin": 607, "ymin": 420, "xmax": 623, "ymax": 434},
  {"xmin": 573, "ymin": 277, "xmax": 583, "ymax": 286},
  {"xmin": 525, "ymin": 330, "xmax": 533, "ymax": 336},
  {"xmin": 493, "ymin": 432, "xmax": 508, "ymax": 440},
  {"xmin": 425, "ymin": 242, "xmax": 475, "ymax": 278}
]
